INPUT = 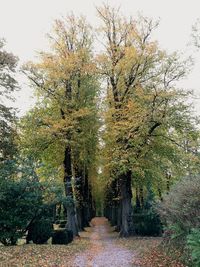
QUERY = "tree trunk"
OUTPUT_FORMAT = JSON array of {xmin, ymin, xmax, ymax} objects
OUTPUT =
[
  {"xmin": 136, "ymin": 187, "xmax": 141, "ymax": 210},
  {"xmin": 116, "ymin": 200, "xmax": 122, "ymax": 232},
  {"xmin": 111, "ymin": 203, "xmax": 118, "ymax": 226},
  {"xmin": 76, "ymin": 204, "xmax": 84, "ymax": 230},
  {"xmin": 87, "ymin": 183, "xmax": 95, "ymax": 221},
  {"xmin": 56, "ymin": 203, "xmax": 62, "ymax": 220},
  {"xmin": 74, "ymin": 167, "xmax": 84, "ymax": 230},
  {"xmin": 63, "ymin": 145, "xmax": 79, "ymax": 236},
  {"xmin": 111, "ymin": 179, "xmax": 118, "ymax": 226},
  {"xmin": 119, "ymin": 171, "xmax": 133, "ymax": 237},
  {"xmin": 74, "ymin": 166, "xmax": 91, "ymax": 230},
  {"xmin": 81, "ymin": 170, "xmax": 92, "ymax": 227},
  {"xmin": 158, "ymin": 188, "xmax": 163, "ymax": 201},
  {"xmin": 139, "ymin": 187, "xmax": 144, "ymax": 208}
]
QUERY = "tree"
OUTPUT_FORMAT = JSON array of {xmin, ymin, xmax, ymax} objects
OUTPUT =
[
  {"xmin": 22, "ymin": 15, "xmax": 99, "ymax": 236},
  {"xmin": 11, "ymin": 7, "xmax": 200, "ymax": 241},
  {"xmin": 97, "ymin": 4, "xmax": 199, "ymax": 236},
  {"xmin": 191, "ymin": 19, "xmax": 200, "ymax": 49},
  {"xmin": 0, "ymin": 39, "xmax": 18, "ymax": 162}
]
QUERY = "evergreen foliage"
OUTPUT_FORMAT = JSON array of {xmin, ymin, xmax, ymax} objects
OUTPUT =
[
  {"xmin": 52, "ymin": 229, "xmax": 73, "ymax": 245},
  {"xmin": 133, "ymin": 186, "xmax": 162, "ymax": 236},
  {"xmin": 0, "ymin": 158, "xmax": 63, "ymax": 245},
  {"xmin": 27, "ymin": 218, "xmax": 53, "ymax": 244},
  {"xmin": 0, "ymin": 159, "xmax": 42, "ymax": 245}
]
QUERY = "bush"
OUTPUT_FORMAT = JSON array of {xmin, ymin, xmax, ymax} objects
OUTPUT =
[
  {"xmin": 157, "ymin": 175, "xmax": 200, "ymax": 266},
  {"xmin": 52, "ymin": 229, "xmax": 73, "ymax": 245},
  {"xmin": 0, "ymin": 162, "xmax": 43, "ymax": 245},
  {"xmin": 0, "ymin": 158, "xmax": 64, "ymax": 246},
  {"xmin": 27, "ymin": 218, "xmax": 53, "ymax": 244},
  {"xmin": 132, "ymin": 186, "xmax": 162, "ymax": 236},
  {"xmin": 187, "ymin": 228, "xmax": 200, "ymax": 267},
  {"xmin": 133, "ymin": 208, "xmax": 162, "ymax": 236},
  {"xmin": 157, "ymin": 175, "xmax": 200, "ymax": 235},
  {"xmin": 55, "ymin": 220, "xmax": 67, "ymax": 228}
]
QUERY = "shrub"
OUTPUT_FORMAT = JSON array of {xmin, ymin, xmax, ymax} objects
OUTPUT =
[
  {"xmin": 133, "ymin": 208, "xmax": 162, "ymax": 236},
  {"xmin": 52, "ymin": 229, "xmax": 73, "ymax": 245},
  {"xmin": 187, "ymin": 228, "xmax": 200, "ymax": 267},
  {"xmin": 0, "ymin": 164, "xmax": 43, "ymax": 245},
  {"xmin": 0, "ymin": 159, "xmax": 63, "ymax": 246},
  {"xmin": 132, "ymin": 186, "xmax": 162, "ymax": 236},
  {"xmin": 157, "ymin": 175, "xmax": 200, "ymax": 266},
  {"xmin": 157, "ymin": 175, "xmax": 200, "ymax": 235},
  {"xmin": 27, "ymin": 218, "xmax": 53, "ymax": 244},
  {"xmin": 57, "ymin": 220, "xmax": 67, "ymax": 228}
]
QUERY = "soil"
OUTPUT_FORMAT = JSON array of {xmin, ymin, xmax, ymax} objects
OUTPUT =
[{"xmin": 73, "ymin": 217, "xmax": 135, "ymax": 267}]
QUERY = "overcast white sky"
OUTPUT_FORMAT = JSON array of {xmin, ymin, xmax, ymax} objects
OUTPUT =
[{"xmin": 1, "ymin": 0, "xmax": 200, "ymax": 115}]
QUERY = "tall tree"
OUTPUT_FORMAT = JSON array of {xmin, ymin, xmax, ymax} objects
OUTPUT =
[
  {"xmin": 22, "ymin": 15, "xmax": 99, "ymax": 235},
  {"xmin": 0, "ymin": 39, "xmax": 18, "ymax": 162},
  {"xmin": 97, "ymin": 4, "xmax": 198, "ymax": 236}
]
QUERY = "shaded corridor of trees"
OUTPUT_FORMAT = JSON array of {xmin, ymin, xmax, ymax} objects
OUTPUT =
[{"xmin": 1, "ymin": 5, "xmax": 200, "ymax": 244}]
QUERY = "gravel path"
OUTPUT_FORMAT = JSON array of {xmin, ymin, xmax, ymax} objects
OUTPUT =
[{"xmin": 74, "ymin": 217, "xmax": 135, "ymax": 267}]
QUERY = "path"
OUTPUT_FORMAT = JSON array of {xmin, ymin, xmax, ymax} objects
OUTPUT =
[{"xmin": 74, "ymin": 217, "xmax": 135, "ymax": 267}]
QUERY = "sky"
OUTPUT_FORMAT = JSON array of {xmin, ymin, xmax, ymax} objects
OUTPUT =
[{"xmin": 1, "ymin": 0, "xmax": 200, "ymax": 115}]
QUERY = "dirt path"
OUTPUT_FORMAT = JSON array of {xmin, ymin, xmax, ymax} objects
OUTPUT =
[{"xmin": 73, "ymin": 217, "xmax": 135, "ymax": 267}]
